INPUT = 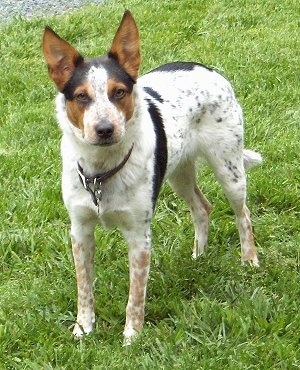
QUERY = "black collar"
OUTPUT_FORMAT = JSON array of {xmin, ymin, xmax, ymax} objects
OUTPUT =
[{"xmin": 77, "ymin": 144, "xmax": 134, "ymax": 207}]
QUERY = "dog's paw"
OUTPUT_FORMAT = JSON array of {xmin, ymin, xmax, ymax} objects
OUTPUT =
[
  {"xmin": 241, "ymin": 255, "xmax": 259, "ymax": 268},
  {"xmin": 192, "ymin": 241, "xmax": 206, "ymax": 259},
  {"xmin": 73, "ymin": 323, "xmax": 85, "ymax": 338},
  {"xmin": 123, "ymin": 326, "xmax": 139, "ymax": 346},
  {"xmin": 73, "ymin": 321, "xmax": 94, "ymax": 338}
]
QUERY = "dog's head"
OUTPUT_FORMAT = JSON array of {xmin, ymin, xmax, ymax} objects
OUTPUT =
[{"xmin": 42, "ymin": 11, "xmax": 140, "ymax": 146}]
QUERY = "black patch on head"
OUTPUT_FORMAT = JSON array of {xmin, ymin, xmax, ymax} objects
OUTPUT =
[
  {"xmin": 107, "ymin": 52, "xmax": 136, "ymax": 85},
  {"xmin": 101, "ymin": 54, "xmax": 136, "ymax": 89},
  {"xmin": 62, "ymin": 55, "xmax": 135, "ymax": 100},
  {"xmin": 144, "ymin": 87, "xmax": 164, "ymax": 103},
  {"xmin": 62, "ymin": 60, "xmax": 89, "ymax": 100},
  {"xmin": 148, "ymin": 61, "xmax": 214, "ymax": 74},
  {"xmin": 147, "ymin": 101, "xmax": 167, "ymax": 208}
]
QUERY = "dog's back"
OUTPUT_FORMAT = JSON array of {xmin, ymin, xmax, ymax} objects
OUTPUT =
[{"xmin": 139, "ymin": 62, "xmax": 244, "ymax": 175}]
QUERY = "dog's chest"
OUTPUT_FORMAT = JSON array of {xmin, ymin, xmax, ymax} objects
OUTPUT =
[{"xmin": 61, "ymin": 140, "xmax": 154, "ymax": 229}]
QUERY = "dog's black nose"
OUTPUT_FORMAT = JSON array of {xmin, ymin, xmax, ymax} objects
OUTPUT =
[{"xmin": 95, "ymin": 121, "xmax": 114, "ymax": 139}]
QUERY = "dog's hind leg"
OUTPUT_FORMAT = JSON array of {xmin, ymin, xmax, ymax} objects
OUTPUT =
[
  {"xmin": 168, "ymin": 161, "xmax": 212, "ymax": 258},
  {"xmin": 70, "ymin": 215, "xmax": 98, "ymax": 337},
  {"xmin": 206, "ymin": 151, "xmax": 259, "ymax": 267}
]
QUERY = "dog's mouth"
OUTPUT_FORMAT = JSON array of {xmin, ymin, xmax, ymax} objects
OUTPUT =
[
  {"xmin": 84, "ymin": 136, "xmax": 119, "ymax": 147},
  {"xmin": 94, "ymin": 141, "xmax": 116, "ymax": 147},
  {"xmin": 80, "ymin": 130, "xmax": 118, "ymax": 146}
]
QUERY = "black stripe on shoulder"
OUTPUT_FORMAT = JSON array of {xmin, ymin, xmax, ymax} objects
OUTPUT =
[
  {"xmin": 147, "ymin": 100, "xmax": 167, "ymax": 208},
  {"xmin": 144, "ymin": 86, "xmax": 164, "ymax": 103},
  {"xmin": 149, "ymin": 61, "xmax": 214, "ymax": 73}
]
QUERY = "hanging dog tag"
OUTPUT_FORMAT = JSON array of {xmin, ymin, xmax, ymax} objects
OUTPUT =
[
  {"xmin": 93, "ymin": 179, "xmax": 102, "ymax": 213},
  {"xmin": 95, "ymin": 188, "xmax": 102, "ymax": 202}
]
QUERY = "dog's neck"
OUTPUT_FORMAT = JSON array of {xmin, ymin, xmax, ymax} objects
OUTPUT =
[
  {"xmin": 77, "ymin": 144, "xmax": 134, "ymax": 184},
  {"xmin": 76, "ymin": 144, "xmax": 134, "ymax": 207}
]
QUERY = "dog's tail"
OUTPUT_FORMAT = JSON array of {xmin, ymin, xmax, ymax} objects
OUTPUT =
[{"xmin": 243, "ymin": 149, "xmax": 263, "ymax": 171}]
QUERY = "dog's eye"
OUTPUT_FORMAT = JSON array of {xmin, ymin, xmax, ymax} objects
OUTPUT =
[
  {"xmin": 114, "ymin": 88, "xmax": 126, "ymax": 100},
  {"xmin": 75, "ymin": 93, "xmax": 90, "ymax": 103}
]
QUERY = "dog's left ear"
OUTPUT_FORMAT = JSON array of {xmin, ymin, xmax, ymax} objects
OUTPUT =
[{"xmin": 109, "ymin": 10, "xmax": 140, "ymax": 82}]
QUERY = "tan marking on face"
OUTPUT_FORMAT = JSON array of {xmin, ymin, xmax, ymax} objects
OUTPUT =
[
  {"xmin": 66, "ymin": 82, "xmax": 94, "ymax": 130},
  {"xmin": 107, "ymin": 79, "xmax": 135, "ymax": 121}
]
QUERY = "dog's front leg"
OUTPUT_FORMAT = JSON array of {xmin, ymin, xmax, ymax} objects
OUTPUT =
[
  {"xmin": 70, "ymin": 219, "xmax": 97, "ymax": 337},
  {"xmin": 122, "ymin": 227, "xmax": 151, "ymax": 345}
]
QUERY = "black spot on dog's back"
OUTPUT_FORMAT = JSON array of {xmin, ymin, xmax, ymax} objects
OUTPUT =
[
  {"xmin": 144, "ymin": 87, "xmax": 164, "ymax": 103},
  {"xmin": 149, "ymin": 61, "xmax": 214, "ymax": 73}
]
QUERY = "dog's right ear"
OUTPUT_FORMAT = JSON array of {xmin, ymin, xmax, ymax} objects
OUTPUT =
[{"xmin": 42, "ymin": 27, "xmax": 83, "ymax": 92}]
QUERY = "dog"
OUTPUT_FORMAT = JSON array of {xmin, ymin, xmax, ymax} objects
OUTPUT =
[{"xmin": 42, "ymin": 10, "xmax": 262, "ymax": 344}]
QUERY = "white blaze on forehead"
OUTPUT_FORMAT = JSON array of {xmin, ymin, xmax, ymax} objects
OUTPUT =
[
  {"xmin": 87, "ymin": 65, "xmax": 109, "ymax": 100},
  {"xmin": 84, "ymin": 64, "xmax": 125, "ymax": 135}
]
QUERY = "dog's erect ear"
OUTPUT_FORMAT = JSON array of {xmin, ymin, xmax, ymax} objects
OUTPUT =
[
  {"xmin": 42, "ymin": 27, "xmax": 83, "ymax": 92},
  {"xmin": 109, "ymin": 10, "xmax": 140, "ymax": 81}
]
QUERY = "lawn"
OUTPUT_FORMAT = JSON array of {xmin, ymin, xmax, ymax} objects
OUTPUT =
[{"xmin": 0, "ymin": 0, "xmax": 299, "ymax": 368}]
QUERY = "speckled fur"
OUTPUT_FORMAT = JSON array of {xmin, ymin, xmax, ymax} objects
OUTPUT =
[{"xmin": 42, "ymin": 11, "xmax": 262, "ymax": 345}]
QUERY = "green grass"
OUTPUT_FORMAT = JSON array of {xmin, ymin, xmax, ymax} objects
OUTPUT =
[{"xmin": 0, "ymin": 0, "xmax": 299, "ymax": 368}]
